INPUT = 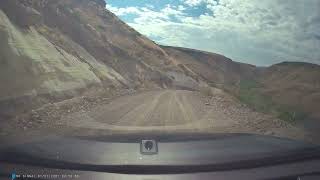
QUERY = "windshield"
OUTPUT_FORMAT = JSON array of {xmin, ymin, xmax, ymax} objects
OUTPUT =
[{"xmin": 0, "ymin": 0, "xmax": 319, "ymax": 149}]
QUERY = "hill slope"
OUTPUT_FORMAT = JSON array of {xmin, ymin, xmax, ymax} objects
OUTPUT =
[
  {"xmin": 161, "ymin": 46, "xmax": 258, "ymax": 92},
  {"xmin": 0, "ymin": 0, "xmax": 194, "ymax": 116},
  {"xmin": 161, "ymin": 46, "xmax": 320, "ymax": 125},
  {"xmin": 259, "ymin": 62, "xmax": 320, "ymax": 120}
]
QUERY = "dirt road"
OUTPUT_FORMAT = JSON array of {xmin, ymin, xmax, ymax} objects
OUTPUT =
[
  {"xmin": 1, "ymin": 89, "xmax": 310, "ymax": 145},
  {"xmin": 59, "ymin": 89, "xmax": 306, "ymax": 141}
]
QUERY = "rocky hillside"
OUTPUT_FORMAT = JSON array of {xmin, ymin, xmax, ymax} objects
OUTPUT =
[
  {"xmin": 0, "ymin": 0, "xmax": 198, "ymax": 117},
  {"xmin": 162, "ymin": 46, "xmax": 320, "ymax": 124},
  {"xmin": 0, "ymin": 0, "xmax": 319, "ymax": 126},
  {"xmin": 0, "ymin": 0, "xmax": 175, "ymax": 96},
  {"xmin": 161, "ymin": 46, "xmax": 258, "ymax": 92},
  {"xmin": 258, "ymin": 62, "xmax": 320, "ymax": 120}
]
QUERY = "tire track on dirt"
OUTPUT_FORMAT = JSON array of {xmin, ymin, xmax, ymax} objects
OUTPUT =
[
  {"xmin": 90, "ymin": 91, "xmax": 158, "ymax": 125},
  {"xmin": 174, "ymin": 91, "xmax": 197, "ymax": 124},
  {"xmin": 116, "ymin": 91, "xmax": 169, "ymax": 126}
]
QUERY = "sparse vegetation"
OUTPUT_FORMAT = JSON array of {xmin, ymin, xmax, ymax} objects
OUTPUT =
[
  {"xmin": 237, "ymin": 80, "xmax": 308, "ymax": 124},
  {"xmin": 96, "ymin": 25, "xmax": 105, "ymax": 31},
  {"xmin": 277, "ymin": 107, "xmax": 309, "ymax": 123},
  {"xmin": 72, "ymin": 9, "xmax": 83, "ymax": 22},
  {"xmin": 238, "ymin": 80, "xmax": 273, "ymax": 113}
]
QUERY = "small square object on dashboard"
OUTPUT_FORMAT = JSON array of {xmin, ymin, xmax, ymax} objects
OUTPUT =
[{"xmin": 140, "ymin": 140, "xmax": 158, "ymax": 155}]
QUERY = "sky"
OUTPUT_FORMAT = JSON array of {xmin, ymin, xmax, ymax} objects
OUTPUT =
[{"xmin": 105, "ymin": 0, "xmax": 320, "ymax": 66}]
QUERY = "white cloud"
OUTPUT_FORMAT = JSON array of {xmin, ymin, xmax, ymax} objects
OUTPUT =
[
  {"xmin": 182, "ymin": 0, "xmax": 218, "ymax": 7},
  {"xmin": 106, "ymin": 4, "xmax": 184, "ymax": 22},
  {"xmin": 105, "ymin": 5, "xmax": 140, "ymax": 16},
  {"xmin": 161, "ymin": 4, "xmax": 185, "ymax": 16},
  {"xmin": 107, "ymin": 0, "xmax": 320, "ymax": 66},
  {"xmin": 178, "ymin": 5, "xmax": 187, "ymax": 11},
  {"xmin": 183, "ymin": 0, "xmax": 204, "ymax": 6}
]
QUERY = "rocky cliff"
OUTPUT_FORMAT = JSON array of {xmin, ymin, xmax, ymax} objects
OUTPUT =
[{"xmin": 0, "ymin": 0, "xmax": 184, "ymax": 116}]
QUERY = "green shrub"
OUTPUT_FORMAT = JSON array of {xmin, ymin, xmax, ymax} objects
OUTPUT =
[
  {"xmin": 237, "ymin": 80, "xmax": 307, "ymax": 124},
  {"xmin": 96, "ymin": 25, "xmax": 105, "ymax": 31},
  {"xmin": 277, "ymin": 107, "xmax": 308, "ymax": 123},
  {"xmin": 238, "ymin": 80, "xmax": 273, "ymax": 113}
]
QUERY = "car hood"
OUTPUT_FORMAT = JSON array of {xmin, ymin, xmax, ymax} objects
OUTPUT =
[{"xmin": 0, "ymin": 133, "xmax": 319, "ymax": 173}]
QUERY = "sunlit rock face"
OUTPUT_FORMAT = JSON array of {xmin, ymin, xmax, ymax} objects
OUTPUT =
[{"xmin": 0, "ymin": 0, "xmax": 173, "ymax": 102}]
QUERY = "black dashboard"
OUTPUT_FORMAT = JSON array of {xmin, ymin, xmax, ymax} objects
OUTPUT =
[{"xmin": 1, "ymin": 133, "xmax": 320, "ymax": 180}]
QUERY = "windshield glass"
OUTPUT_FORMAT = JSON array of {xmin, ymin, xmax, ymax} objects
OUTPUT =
[{"xmin": 0, "ymin": 0, "xmax": 319, "ymax": 147}]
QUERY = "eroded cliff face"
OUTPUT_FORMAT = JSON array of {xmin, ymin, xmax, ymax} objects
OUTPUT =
[
  {"xmin": 0, "ymin": 0, "xmax": 175, "ymax": 101},
  {"xmin": 0, "ymin": 10, "xmax": 112, "ymax": 97},
  {"xmin": 0, "ymin": 0, "xmax": 165, "ymax": 117}
]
